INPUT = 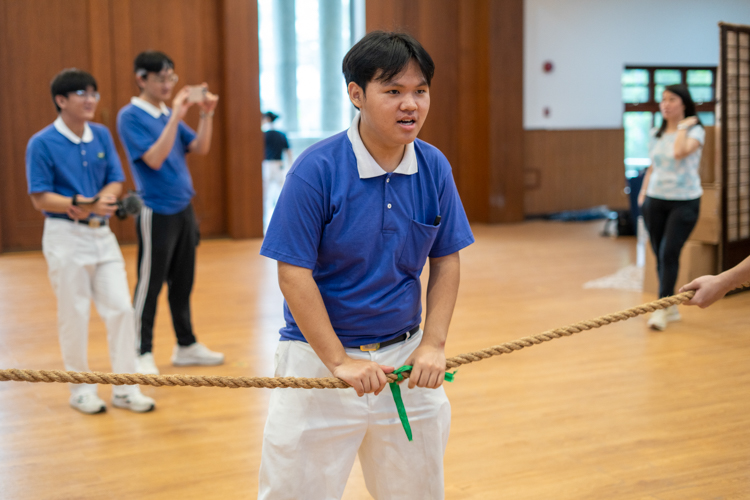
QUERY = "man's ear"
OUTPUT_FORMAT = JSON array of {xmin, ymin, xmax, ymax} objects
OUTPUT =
[
  {"xmin": 347, "ymin": 81, "xmax": 364, "ymax": 110},
  {"xmin": 54, "ymin": 94, "xmax": 68, "ymax": 111},
  {"xmin": 135, "ymin": 74, "xmax": 146, "ymax": 91}
]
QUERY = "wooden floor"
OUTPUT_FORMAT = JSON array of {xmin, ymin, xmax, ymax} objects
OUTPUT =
[{"xmin": 1, "ymin": 221, "xmax": 749, "ymax": 499}]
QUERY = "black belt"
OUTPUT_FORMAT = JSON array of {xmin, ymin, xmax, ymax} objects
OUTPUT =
[
  {"xmin": 71, "ymin": 218, "xmax": 108, "ymax": 228},
  {"xmin": 48, "ymin": 216, "xmax": 108, "ymax": 228},
  {"xmin": 359, "ymin": 325, "xmax": 420, "ymax": 351}
]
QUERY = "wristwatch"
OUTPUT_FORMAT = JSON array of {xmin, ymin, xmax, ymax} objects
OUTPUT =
[{"xmin": 72, "ymin": 194, "xmax": 79, "ymax": 206}]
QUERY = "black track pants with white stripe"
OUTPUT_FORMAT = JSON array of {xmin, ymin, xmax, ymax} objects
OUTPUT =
[{"xmin": 133, "ymin": 204, "xmax": 199, "ymax": 355}]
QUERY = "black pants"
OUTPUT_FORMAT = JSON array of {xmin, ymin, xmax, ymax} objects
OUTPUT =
[
  {"xmin": 134, "ymin": 204, "xmax": 199, "ymax": 354},
  {"xmin": 641, "ymin": 196, "xmax": 700, "ymax": 298}
]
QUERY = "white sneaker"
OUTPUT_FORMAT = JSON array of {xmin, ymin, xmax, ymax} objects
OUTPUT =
[
  {"xmin": 665, "ymin": 305, "xmax": 682, "ymax": 322},
  {"xmin": 112, "ymin": 391, "xmax": 156, "ymax": 413},
  {"xmin": 647, "ymin": 309, "xmax": 668, "ymax": 331},
  {"xmin": 171, "ymin": 342, "xmax": 225, "ymax": 366},
  {"xmin": 136, "ymin": 352, "xmax": 160, "ymax": 375},
  {"xmin": 69, "ymin": 393, "xmax": 106, "ymax": 414}
]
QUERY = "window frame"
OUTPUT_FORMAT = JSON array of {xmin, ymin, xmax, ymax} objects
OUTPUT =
[{"xmin": 623, "ymin": 65, "xmax": 717, "ymax": 118}]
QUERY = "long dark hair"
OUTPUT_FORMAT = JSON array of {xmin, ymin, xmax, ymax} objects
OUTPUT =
[{"xmin": 656, "ymin": 84, "xmax": 702, "ymax": 138}]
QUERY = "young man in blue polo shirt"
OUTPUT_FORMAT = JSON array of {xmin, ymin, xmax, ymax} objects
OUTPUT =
[
  {"xmin": 258, "ymin": 32, "xmax": 474, "ymax": 499},
  {"xmin": 117, "ymin": 51, "xmax": 223, "ymax": 375},
  {"xmin": 26, "ymin": 68, "xmax": 155, "ymax": 414}
]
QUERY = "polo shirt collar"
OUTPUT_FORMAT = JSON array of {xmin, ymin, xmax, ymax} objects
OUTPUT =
[
  {"xmin": 130, "ymin": 97, "xmax": 170, "ymax": 118},
  {"xmin": 54, "ymin": 116, "xmax": 93, "ymax": 144},
  {"xmin": 347, "ymin": 114, "xmax": 418, "ymax": 179}
]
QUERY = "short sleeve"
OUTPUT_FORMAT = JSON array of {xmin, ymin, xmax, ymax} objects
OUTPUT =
[
  {"xmin": 429, "ymin": 165, "xmax": 474, "ymax": 258},
  {"xmin": 26, "ymin": 136, "xmax": 55, "ymax": 194},
  {"xmin": 282, "ymin": 132, "xmax": 290, "ymax": 150},
  {"xmin": 178, "ymin": 122, "xmax": 197, "ymax": 153},
  {"xmin": 688, "ymin": 125, "xmax": 706, "ymax": 145},
  {"xmin": 100, "ymin": 128, "xmax": 126, "ymax": 184},
  {"xmin": 117, "ymin": 111, "xmax": 155, "ymax": 162},
  {"xmin": 260, "ymin": 172, "xmax": 326, "ymax": 269}
]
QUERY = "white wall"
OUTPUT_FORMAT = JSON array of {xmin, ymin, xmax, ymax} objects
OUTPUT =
[{"xmin": 524, "ymin": 0, "xmax": 750, "ymax": 130}]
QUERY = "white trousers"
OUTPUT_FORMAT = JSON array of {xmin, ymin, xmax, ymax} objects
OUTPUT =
[
  {"xmin": 258, "ymin": 331, "xmax": 451, "ymax": 500},
  {"xmin": 262, "ymin": 159, "xmax": 287, "ymax": 231},
  {"xmin": 42, "ymin": 218, "xmax": 138, "ymax": 397}
]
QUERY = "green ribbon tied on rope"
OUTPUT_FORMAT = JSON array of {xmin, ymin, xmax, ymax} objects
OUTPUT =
[{"xmin": 388, "ymin": 365, "xmax": 456, "ymax": 442}]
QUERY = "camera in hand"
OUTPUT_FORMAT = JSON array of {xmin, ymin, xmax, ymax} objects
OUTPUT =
[{"xmin": 114, "ymin": 191, "xmax": 143, "ymax": 220}]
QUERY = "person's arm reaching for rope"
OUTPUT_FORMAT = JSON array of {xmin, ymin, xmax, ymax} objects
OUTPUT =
[
  {"xmin": 406, "ymin": 251, "xmax": 460, "ymax": 389},
  {"xmin": 680, "ymin": 255, "xmax": 750, "ymax": 308},
  {"xmin": 277, "ymin": 261, "xmax": 395, "ymax": 397}
]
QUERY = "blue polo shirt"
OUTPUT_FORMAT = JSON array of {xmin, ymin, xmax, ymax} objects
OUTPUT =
[
  {"xmin": 26, "ymin": 117, "xmax": 125, "ymax": 217},
  {"xmin": 116, "ymin": 98, "xmax": 197, "ymax": 215},
  {"xmin": 260, "ymin": 115, "xmax": 475, "ymax": 347}
]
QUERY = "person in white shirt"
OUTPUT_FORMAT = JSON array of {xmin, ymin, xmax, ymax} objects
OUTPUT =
[{"xmin": 638, "ymin": 84, "xmax": 705, "ymax": 331}]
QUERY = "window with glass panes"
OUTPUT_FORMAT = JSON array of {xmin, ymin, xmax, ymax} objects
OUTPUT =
[{"xmin": 622, "ymin": 66, "xmax": 716, "ymax": 177}]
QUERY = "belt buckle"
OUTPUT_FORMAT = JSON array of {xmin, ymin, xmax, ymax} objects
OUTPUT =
[
  {"xmin": 89, "ymin": 218, "xmax": 102, "ymax": 228},
  {"xmin": 360, "ymin": 343, "xmax": 380, "ymax": 351}
]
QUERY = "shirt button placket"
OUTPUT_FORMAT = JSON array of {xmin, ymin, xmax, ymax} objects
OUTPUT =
[{"xmin": 384, "ymin": 174, "xmax": 394, "ymax": 231}]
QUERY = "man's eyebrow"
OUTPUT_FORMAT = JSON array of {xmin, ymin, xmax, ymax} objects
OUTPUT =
[{"xmin": 383, "ymin": 78, "xmax": 429, "ymax": 87}]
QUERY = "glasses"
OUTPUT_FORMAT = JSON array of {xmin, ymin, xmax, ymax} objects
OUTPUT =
[
  {"xmin": 150, "ymin": 74, "xmax": 179, "ymax": 84},
  {"xmin": 72, "ymin": 90, "xmax": 101, "ymax": 101}
]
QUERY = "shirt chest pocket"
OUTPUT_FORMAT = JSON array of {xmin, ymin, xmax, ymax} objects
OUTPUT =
[{"xmin": 397, "ymin": 219, "xmax": 440, "ymax": 272}]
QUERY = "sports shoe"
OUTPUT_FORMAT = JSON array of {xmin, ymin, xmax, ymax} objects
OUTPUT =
[
  {"xmin": 112, "ymin": 392, "xmax": 156, "ymax": 413},
  {"xmin": 665, "ymin": 305, "xmax": 682, "ymax": 322},
  {"xmin": 69, "ymin": 393, "xmax": 107, "ymax": 414},
  {"xmin": 171, "ymin": 342, "xmax": 225, "ymax": 366},
  {"xmin": 647, "ymin": 308, "xmax": 668, "ymax": 331},
  {"xmin": 136, "ymin": 352, "xmax": 160, "ymax": 375}
]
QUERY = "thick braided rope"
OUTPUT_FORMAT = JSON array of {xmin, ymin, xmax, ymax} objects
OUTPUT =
[{"xmin": 0, "ymin": 286, "xmax": 746, "ymax": 389}]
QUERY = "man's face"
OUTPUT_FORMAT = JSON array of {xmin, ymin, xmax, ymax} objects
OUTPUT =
[
  {"xmin": 56, "ymin": 85, "xmax": 99, "ymax": 122},
  {"xmin": 139, "ymin": 68, "xmax": 178, "ymax": 103},
  {"xmin": 349, "ymin": 60, "xmax": 430, "ymax": 149}
]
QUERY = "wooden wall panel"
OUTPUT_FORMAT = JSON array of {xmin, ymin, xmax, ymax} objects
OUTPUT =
[
  {"xmin": 489, "ymin": 0, "xmax": 525, "ymax": 223},
  {"xmin": 523, "ymin": 129, "xmax": 628, "ymax": 215},
  {"xmin": 0, "ymin": 0, "xmax": 92, "ymax": 251},
  {"xmin": 412, "ymin": 1, "xmax": 460, "ymax": 179},
  {"xmin": 223, "ymin": 0, "xmax": 264, "ymax": 239},
  {"xmin": 0, "ymin": 0, "xmax": 263, "ymax": 251},
  {"xmin": 457, "ymin": 1, "xmax": 491, "ymax": 222},
  {"xmin": 366, "ymin": 0, "xmax": 524, "ymax": 223},
  {"xmin": 700, "ymin": 125, "xmax": 716, "ymax": 184},
  {"xmin": 117, "ymin": 0, "xmax": 226, "ymax": 238}
]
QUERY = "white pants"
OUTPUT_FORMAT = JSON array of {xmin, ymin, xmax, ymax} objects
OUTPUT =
[
  {"xmin": 258, "ymin": 331, "xmax": 451, "ymax": 500},
  {"xmin": 262, "ymin": 159, "xmax": 287, "ymax": 232},
  {"xmin": 42, "ymin": 218, "xmax": 138, "ymax": 397}
]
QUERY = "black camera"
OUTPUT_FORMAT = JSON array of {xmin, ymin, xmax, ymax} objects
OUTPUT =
[{"xmin": 114, "ymin": 191, "xmax": 143, "ymax": 220}]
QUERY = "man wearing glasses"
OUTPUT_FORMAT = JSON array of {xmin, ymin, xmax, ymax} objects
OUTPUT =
[
  {"xmin": 117, "ymin": 51, "xmax": 222, "ymax": 375},
  {"xmin": 25, "ymin": 68, "xmax": 156, "ymax": 414}
]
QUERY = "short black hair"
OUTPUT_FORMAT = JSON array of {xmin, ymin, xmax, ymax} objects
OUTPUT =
[
  {"xmin": 133, "ymin": 50, "xmax": 174, "ymax": 77},
  {"xmin": 50, "ymin": 68, "xmax": 97, "ymax": 113},
  {"xmin": 263, "ymin": 111, "xmax": 279, "ymax": 122},
  {"xmin": 342, "ymin": 31, "xmax": 434, "ymax": 96}
]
